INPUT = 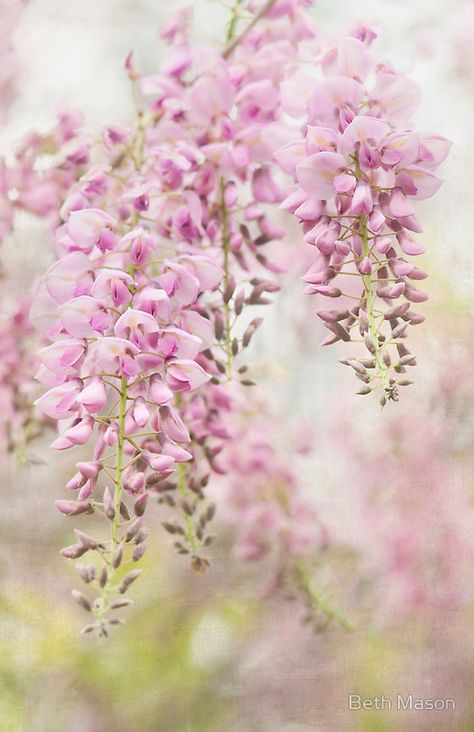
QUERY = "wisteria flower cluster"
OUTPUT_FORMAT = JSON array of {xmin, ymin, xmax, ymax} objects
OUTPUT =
[
  {"xmin": 0, "ymin": 0, "xmax": 451, "ymax": 635},
  {"xmin": 278, "ymin": 27, "xmax": 451, "ymax": 403},
  {"xmin": 28, "ymin": 0, "xmax": 318, "ymax": 634}
]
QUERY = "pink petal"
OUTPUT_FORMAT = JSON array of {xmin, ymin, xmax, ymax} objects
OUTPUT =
[
  {"xmin": 297, "ymin": 152, "xmax": 347, "ymax": 199},
  {"xmin": 341, "ymin": 115, "xmax": 390, "ymax": 156}
]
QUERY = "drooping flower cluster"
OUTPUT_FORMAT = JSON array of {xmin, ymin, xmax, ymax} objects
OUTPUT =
[
  {"xmin": 220, "ymin": 400, "xmax": 351, "ymax": 629},
  {"xmin": 29, "ymin": 0, "xmax": 322, "ymax": 633},
  {"xmin": 0, "ymin": 0, "xmax": 451, "ymax": 636},
  {"xmin": 277, "ymin": 26, "xmax": 451, "ymax": 403}
]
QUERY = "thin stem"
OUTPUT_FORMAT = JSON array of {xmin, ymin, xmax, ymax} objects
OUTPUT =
[
  {"xmin": 222, "ymin": 0, "xmax": 278, "ymax": 58},
  {"xmin": 112, "ymin": 376, "xmax": 127, "ymax": 544},
  {"xmin": 226, "ymin": 0, "xmax": 244, "ymax": 42},
  {"xmin": 177, "ymin": 462, "xmax": 198, "ymax": 554},
  {"xmin": 295, "ymin": 561, "xmax": 353, "ymax": 631},
  {"xmin": 360, "ymin": 215, "xmax": 390, "ymax": 392},
  {"xmin": 220, "ymin": 178, "xmax": 233, "ymax": 378}
]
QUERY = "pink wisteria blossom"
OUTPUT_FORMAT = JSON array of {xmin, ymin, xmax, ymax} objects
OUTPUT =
[
  {"xmin": 0, "ymin": 0, "xmax": 453, "ymax": 637},
  {"xmin": 278, "ymin": 26, "xmax": 451, "ymax": 402}
]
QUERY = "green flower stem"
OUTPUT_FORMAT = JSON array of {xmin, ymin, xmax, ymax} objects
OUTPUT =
[
  {"xmin": 112, "ymin": 376, "xmax": 127, "ymax": 544},
  {"xmin": 177, "ymin": 462, "xmax": 198, "ymax": 554},
  {"xmin": 295, "ymin": 562, "xmax": 353, "ymax": 631},
  {"xmin": 359, "ymin": 216, "xmax": 390, "ymax": 393},
  {"xmin": 226, "ymin": 0, "xmax": 244, "ymax": 42},
  {"xmin": 219, "ymin": 178, "xmax": 233, "ymax": 379}
]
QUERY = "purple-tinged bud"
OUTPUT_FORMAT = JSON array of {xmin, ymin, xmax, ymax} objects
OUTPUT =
[
  {"xmin": 149, "ymin": 375, "xmax": 173, "ymax": 404},
  {"xmin": 78, "ymin": 480, "xmax": 94, "ymax": 500},
  {"xmin": 324, "ymin": 322, "xmax": 350, "ymax": 342},
  {"xmin": 347, "ymin": 360, "xmax": 367, "ymax": 375},
  {"xmin": 134, "ymin": 493, "xmax": 148, "ymax": 517},
  {"xmin": 375, "ymin": 236, "xmax": 392, "ymax": 254},
  {"xmin": 351, "ymin": 181, "xmax": 373, "ymax": 215},
  {"xmin": 311, "ymin": 286, "xmax": 342, "ymax": 298},
  {"xmin": 110, "ymin": 598, "xmax": 134, "ymax": 610},
  {"xmin": 384, "ymin": 302, "xmax": 410, "ymax": 320},
  {"xmin": 103, "ymin": 486, "xmax": 115, "ymax": 519},
  {"xmin": 112, "ymin": 545, "xmax": 123, "ymax": 569},
  {"xmin": 316, "ymin": 309, "xmax": 350, "ymax": 323},
  {"xmin": 125, "ymin": 519, "xmax": 142, "ymax": 542},
  {"xmin": 364, "ymin": 336, "xmax": 376, "ymax": 354},
  {"xmin": 214, "ymin": 312, "xmax": 225, "ymax": 340},
  {"xmin": 335, "ymin": 240, "xmax": 351, "ymax": 256},
  {"xmin": 64, "ymin": 417, "xmax": 93, "ymax": 446},
  {"xmin": 55, "ymin": 499, "xmax": 92, "ymax": 516},
  {"xmin": 391, "ymin": 322, "xmax": 408, "ymax": 339},
  {"xmin": 119, "ymin": 569, "xmax": 142, "ymax": 594},
  {"xmin": 94, "ymin": 426, "xmax": 107, "ymax": 463},
  {"xmin": 134, "ymin": 529, "xmax": 149, "ymax": 545},
  {"xmin": 74, "ymin": 530, "xmax": 98, "ymax": 550},
  {"xmin": 358, "ymin": 257, "xmax": 373, "ymax": 275},
  {"xmin": 407, "ymin": 313, "xmax": 425, "ymax": 325},
  {"xmin": 77, "ymin": 378, "xmax": 107, "ymax": 414},
  {"xmin": 104, "ymin": 422, "xmax": 119, "ymax": 446},
  {"xmin": 133, "ymin": 545, "xmax": 147, "ymax": 562},
  {"xmin": 357, "ymin": 386, "xmax": 372, "ymax": 395},
  {"xmin": 81, "ymin": 624, "xmax": 97, "ymax": 635},
  {"xmin": 125, "ymin": 472, "xmax": 146, "ymax": 496},
  {"xmin": 397, "ymin": 355, "xmax": 417, "ymax": 367},
  {"xmin": 76, "ymin": 460, "xmax": 102, "ymax": 480},
  {"xmin": 234, "ymin": 287, "xmax": 245, "ymax": 316},
  {"xmin": 404, "ymin": 285, "xmax": 428, "ymax": 303},
  {"xmin": 158, "ymin": 406, "xmax": 190, "ymax": 442},
  {"xmin": 131, "ymin": 397, "xmax": 149, "ymax": 428},
  {"xmin": 390, "ymin": 259, "xmax": 413, "ymax": 277},
  {"xmin": 78, "ymin": 564, "xmax": 95, "ymax": 583},
  {"xmin": 320, "ymin": 333, "xmax": 339, "ymax": 346},
  {"xmin": 397, "ymin": 232, "xmax": 425, "ymax": 256},
  {"xmin": 369, "ymin": 208, "xmax": 385, "ymax": 232},
  {"xmin": 66, "ymin": 471, "xmax": 87, "ymax": 491},
  {"xmin": 120, "ymin": 501, "xmax": 131, "ymax": 521},
  {"xmin": 72, "ymin": 589, "xmax": 92, "ymax": 612},
  {"xmin": 407, "ymin": 267, "xmax": 427, "ymax": 281},
  {"xmin": 99, "ymin": 568, "xmax": 108, "ymax": 588},
  {"xmin": 334, "ymin": 173, "xmax": 356, "ymax": 194},
  {"xmin": 61, "ymin": 543, "xmax": 89, "ymax": 559},
  {"xmin": 382, "ymin": 351, "xmax": 391, "ymax": 368},
  {"xmin": 387, "ymin": 283, "xmax": 405, "ymax": 298},
  {"xmin": 359, "ymin": 310, "xmax": 369, "ymax": 334},
  {"xmin": 223, "ymin": 275, "xmax": 236, "ymax": 303},
  {"xmin": 142, "ymin": 451, "xmax": 175, "ymax": 474}
]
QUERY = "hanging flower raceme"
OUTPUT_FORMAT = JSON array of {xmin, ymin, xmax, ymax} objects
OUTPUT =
[
  {"xmin": 219, "ymin": 397, "xmax": 351, "ymax": 630},
  {"xmin": 277, "ymin": 27, "xmax": 451, "ymax": 403},
  {"xmin": 13, "ymin": 0, "xmax": 452, "ymax": 636},
  {"xmin": 28, "ymin": 0, "xmax": 321, "ymax": 634}
]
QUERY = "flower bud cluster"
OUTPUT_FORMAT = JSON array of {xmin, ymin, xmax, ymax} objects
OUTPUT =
[{"xmin": 278, "ymin": 26, "xmax": 451, "ymax": 402}]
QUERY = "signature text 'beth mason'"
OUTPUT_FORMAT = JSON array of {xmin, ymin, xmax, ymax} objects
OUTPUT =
[{"xmin": 348, "ymin": 694, "xmax": 456, "ymax": 711}]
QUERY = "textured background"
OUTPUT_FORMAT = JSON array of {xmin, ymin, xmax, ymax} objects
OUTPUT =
[{"xmin": 1, "ymin": 1, "xmax": 473, "ymax": 730}]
